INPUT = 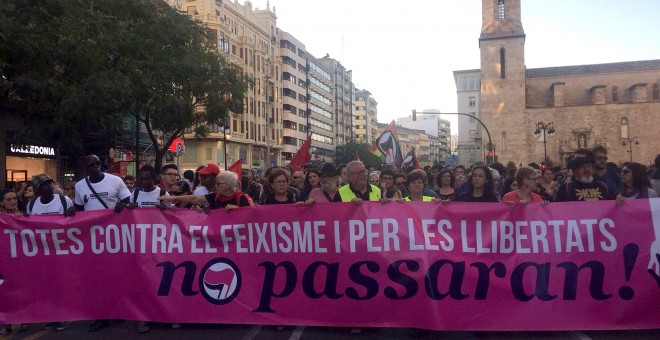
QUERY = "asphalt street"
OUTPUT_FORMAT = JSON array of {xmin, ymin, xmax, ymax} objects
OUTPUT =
[{"xmin": 1, "ymin": 322, "xmax": 658, "ymax": 340}]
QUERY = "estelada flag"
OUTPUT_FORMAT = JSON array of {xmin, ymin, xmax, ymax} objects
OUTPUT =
[
  {"xmin": 228, "ymin": 160, "xmax": 242, "ymax": 184},
  {"xmin": 289, "ymin": 134, "xmax": 312, "ymax": 171}
]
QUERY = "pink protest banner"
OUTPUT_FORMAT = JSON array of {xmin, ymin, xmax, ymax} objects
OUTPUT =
[{"xmin": 1, "ymin": 199, "xmax": 660, "ymax": 331}]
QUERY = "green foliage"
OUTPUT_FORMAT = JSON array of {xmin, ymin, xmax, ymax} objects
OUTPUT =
[
  {"xmin": 335, "ymin": 141, "xmax": 383, "ymax": 169},
  {"xmin": 0, "ymin": 0, "xmax": 248, "ymax": 170}
]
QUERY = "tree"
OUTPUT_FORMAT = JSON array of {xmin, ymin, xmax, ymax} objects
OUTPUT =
[
  {"xmin": 0, "ymin": 0, "xmax": 249, "ymax": 172},
  {"xmin": 335, "ymin": 141, "xmax": 383, "ymax": 169}
]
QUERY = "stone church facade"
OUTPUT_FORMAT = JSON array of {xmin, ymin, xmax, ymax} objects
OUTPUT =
[{"xmin": 460, "ymin": 0, "xmax": 660, "ymax": 167}]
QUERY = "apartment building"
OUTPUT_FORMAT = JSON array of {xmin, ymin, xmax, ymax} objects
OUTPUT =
[
  {"xmin": 354, "ymin": 89, "xmax": 378, "ymax": 144},
  {"xmin": 171, "ymin": 0, "xmax": 284, "ymax": 173}
]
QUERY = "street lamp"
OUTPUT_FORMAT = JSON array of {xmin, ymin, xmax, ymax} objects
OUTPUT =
[
  {"xmin": 621, "ymin": 137, "xmax": 639, "ymax": 162},
  {"xmin": 533, "ymin": 121, "xmax": 555, "ymax": 165}
]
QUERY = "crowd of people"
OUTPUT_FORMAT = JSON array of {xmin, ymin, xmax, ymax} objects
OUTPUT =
[{"xmin": 1, "ymin": 147, "xmax": 659, "ymax": 336}]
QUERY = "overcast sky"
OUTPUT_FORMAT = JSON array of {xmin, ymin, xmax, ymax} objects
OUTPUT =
[{"xmin": 250, "ymin": 0, "xmax": 660, "ymax": 133}]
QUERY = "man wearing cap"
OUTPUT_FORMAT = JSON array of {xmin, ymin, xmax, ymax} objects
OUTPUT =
[
  {"xmin": 555, "ymin": 156, "xmax": 612, "ymax": 202},
  {"xmin": 338, "ymin": 161, "xmax": 383, "ymax": 204},
  {"xmin": 193, "ymin": 163, "xmax": 221, "ymax": 195},
  {"xmin": 26, "ymin": 174, "xmax": 75, "ymax": 216},
  {"xmin": 306, "ymin": 163, "xmax": 342, "ymax": 203}
]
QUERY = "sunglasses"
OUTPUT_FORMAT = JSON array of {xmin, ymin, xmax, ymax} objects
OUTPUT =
[{"xmin": 621, "ymin": 169, "xmax": 631, "ymax": 174}]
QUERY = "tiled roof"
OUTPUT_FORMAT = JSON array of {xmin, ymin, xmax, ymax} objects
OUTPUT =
[{"xmin": 526, "ymin": 60, "xmax": 660, "ymax": 78}]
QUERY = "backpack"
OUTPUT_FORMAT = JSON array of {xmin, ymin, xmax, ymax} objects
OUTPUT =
[{"xmin": 28, "ymin": 194, "xmax": 68, "ymax": 215}]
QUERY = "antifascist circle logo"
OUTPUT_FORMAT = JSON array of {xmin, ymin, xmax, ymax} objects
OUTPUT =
[{"xmin": 198, "ymin": 257, "xmax": 242, "ymax": 305}]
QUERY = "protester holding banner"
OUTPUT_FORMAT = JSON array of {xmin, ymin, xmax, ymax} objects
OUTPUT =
[
  {"xmin": 193, "ymin": 163, "xmax": 220, "ymax": 196},
  {"xmin": 74, "ymin": 155, "xmax": 132, "ymax": 215},
  {"xmin": 403, "ymin": 169, "xmax": 440, "ymax": 202},
  {"xmin": 262, "ymin": 168, "xmax": 300, "ymax": 205},
  {"xmin": 25, "ymin": 174, "xmax": 75, "ymax": 217},
  {"xmin": 556, "ymin": 156, "xmax": 612, "ymax": 202},
  {"xmin": 502, "ymin": 167, "xmax": 544, "ymax": 206},
  {"xmin": 616, "ymin": 162, "xmax": 658, "ymax": 207},
  {"xmin": 73, "ymin": 155, "xmax": 131, "ymax": 332},
  {"xmin": 126, "ymin": 165, "xmax": 170, "ymax": 210},
  {"xmin": 306, "ymin": 163, "xmax": 342, "ymax": 203},
  {"xmin": 455, "ymin": 164, "xmax": 499, "ymax": 202},
  {"xmin": 159, "ymin": 171, "xmax": 254, "ymax": 211},
  {"xmin": 338, "ymin": 161, "xmax": 382, "ymax": 204}
]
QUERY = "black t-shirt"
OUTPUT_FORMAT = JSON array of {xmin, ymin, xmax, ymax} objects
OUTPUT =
[
  {"xmin": 456, "ymin": 192, "xmax": 499, "ymax": 202},
  {"xmin": 555, "ymin": 179, "xmax": 612, "ymax": 202},
  {"xmin": 263, "ymin": 192, "xmax": 298, "ymax": 205}
]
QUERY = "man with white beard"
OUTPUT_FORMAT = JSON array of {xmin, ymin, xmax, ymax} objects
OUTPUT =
[{"xmin": 555, "ymin": 156, "xmax": 612, "ymax": 202}]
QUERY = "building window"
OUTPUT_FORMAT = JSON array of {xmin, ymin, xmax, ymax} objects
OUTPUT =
[
  {"xmin": 612, "ymin": 86, "xmax": 619, "ymax": 102},
  {"xmin": 500, "ymin": 47, "xmax": 506, "ymax": 79},
  {"xmin": 653, "ymin": 83, "xmax": 660, "ymax": 100},
  {"xmin": 187, "ymin": 6, "xmax": 197, "ymax": 15},
  {"xmin": 469, "ymin": 97, "xmax": 476, "ymax": 107},
  {"xmin": 620, "ymin": 117, "xmax": 629, "ymax": 139},
  {"xmin": 498, "ymin": 0, "xmax": 505, "ymax": 20},
  {"xmin": 501, "ymin": 131, "xmax": 507, "ymax": 152},
  {"xmin": 205, "ymin": 148, "xmax": 212, "ymax": 161}
]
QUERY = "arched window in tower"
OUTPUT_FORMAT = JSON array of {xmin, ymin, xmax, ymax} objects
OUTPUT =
[
  {"xmin": 498, "ymin": 0, "xmax": 505, "ymax": 20},
  {"xmin": 612, "ymin": 86, "xmax": 619, "ymax": 102},
  {"xmin": 501, "ymin": 131, "xmax": 507, "ymax": 152},
  {"xmin": 620, "ymin": 117, "xmax": 629, "ymax": 139},
  {"xmin": 500, "ymin": 47, "xmax": 506, "ymax": 79},
  {"xmin": 653, "ymin": 83, "xmax": 660, "ymax": 100}
]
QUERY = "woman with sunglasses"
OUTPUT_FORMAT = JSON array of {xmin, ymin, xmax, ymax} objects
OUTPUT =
[
  {"xmin": 170, "ymin": 179, "xmax": 194, "ymax": 209},
  {"xmin": 616, "ymin": 162, "xmax": 658, "ymax": 207}
]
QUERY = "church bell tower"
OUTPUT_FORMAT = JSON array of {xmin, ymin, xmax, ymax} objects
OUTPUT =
[{"xmin": 479, "ymin": 0, "xmax": 527, "ymax": 164}]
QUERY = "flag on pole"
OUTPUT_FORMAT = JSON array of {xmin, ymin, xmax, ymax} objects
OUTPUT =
[
  {"xmin": 289, "ymin": 134, "xmax": 312, "ymax": 171},
  {"xmin": 370, "ymin": 120, "xmax": 402, "ymax": 167},
  {"xmin": 355, "ymin": 151, "xmax": 360, "ymax": 161}
]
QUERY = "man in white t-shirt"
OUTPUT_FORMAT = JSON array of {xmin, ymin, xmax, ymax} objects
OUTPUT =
[
  {"xmin": 193, "ymin": 163, "xmax": 220, "ymax": 195},
  {"xmin": 24, "ymin": 173, "xmax": 73, "ymax": 332},
  {"xmin": 74, "ymin": 155, "xmax": 131, "ymax": 212},
  {"xmin": 26, "ymin": 174, "xmax": 75, "ymax": 216},
  {"xmin": 127, "ymin": 165, "xmax": 170, "ymax": 209}
]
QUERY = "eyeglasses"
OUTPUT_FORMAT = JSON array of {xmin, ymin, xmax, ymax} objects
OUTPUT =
[
  {"xmin": 350, "ymin": 170, "xmax": 367, "ymax": 176},
  {"xmin": 621, "ymin": 169, "xmax": 631, "ymax": 174}
]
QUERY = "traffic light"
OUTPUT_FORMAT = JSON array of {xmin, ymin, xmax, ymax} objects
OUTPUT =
[
  {"xmin": 486, "ymin": 151, "xmax": 494, "ymax": 164},
  {"xmin": 412, "ymin": 109, "xmax": 416, "ymax": 121}
]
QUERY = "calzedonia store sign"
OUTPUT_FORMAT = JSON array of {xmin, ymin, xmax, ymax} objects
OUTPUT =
[{"xmin": 7, "ymin": 144, "xmax": 57, "ymax": 158}]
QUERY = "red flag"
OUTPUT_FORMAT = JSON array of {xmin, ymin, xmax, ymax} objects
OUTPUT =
[
  {"xmin": 355, "ymin": 151, "xmax": 360, "ymax": 161},
  {"xmin": 228, "ymin": 160, "xmax": 242, "ymax": 184},
  {"xmin": 289, "ymin": 134, "xmax": 312, "ymax": 171}
]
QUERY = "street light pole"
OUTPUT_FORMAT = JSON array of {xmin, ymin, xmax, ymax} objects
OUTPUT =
[
  {"xmin": 413, "ymin": 111, "xmax": 495, "ymax": 163},
  {"xmin": 533, "ymin": 121, "xmax": 555, "ymax": 165},
  {"xmin": 621, "ymin": 137, "xmax": 639, "ymax": 162}
]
